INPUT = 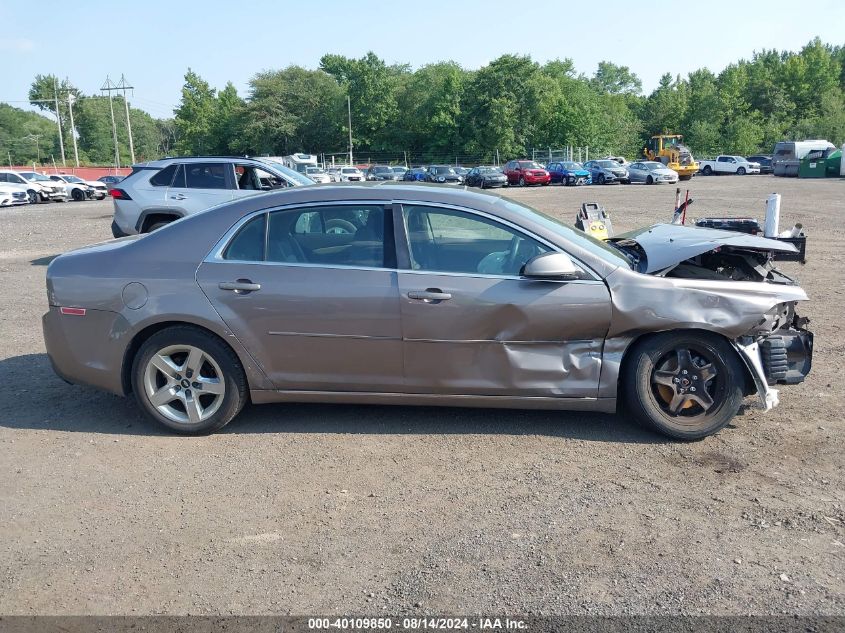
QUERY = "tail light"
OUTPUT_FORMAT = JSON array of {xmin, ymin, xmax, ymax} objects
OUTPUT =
[{"xmin": 109, "ymin": 188, "xmax": 131, "ymax": 200}]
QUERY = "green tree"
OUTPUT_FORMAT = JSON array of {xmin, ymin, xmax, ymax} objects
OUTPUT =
[
  {"xmin": 592, "ymin": 61, "xmax": 642, "ymax": 95},
  {"xmin": 174, "ymin": 69, "xmax": 218, "ymax": 154}
]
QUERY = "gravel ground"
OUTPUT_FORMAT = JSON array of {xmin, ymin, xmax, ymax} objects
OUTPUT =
[{"xmin": 0, "ymin": 176, "xmax": 843, "ymax": 616}]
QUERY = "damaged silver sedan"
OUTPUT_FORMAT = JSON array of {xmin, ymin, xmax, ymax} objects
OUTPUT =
[{"xmin": 43, "ymin": 184, "xmax": 812, "ymax": 438}]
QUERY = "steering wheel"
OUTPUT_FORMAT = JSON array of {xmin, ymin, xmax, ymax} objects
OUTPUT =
[{"xmin": 325, "ymin": 218, "xmax": 357, "ymax": 235}]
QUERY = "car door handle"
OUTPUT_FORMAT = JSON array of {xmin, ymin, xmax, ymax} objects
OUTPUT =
[
  {"xmin": 170, "ymin": 193, "xmax": 187, "ymax": 200},
  {"xmin": 408, "ymin": 289, "xmax": 452, "ymax": 302},
  {"xmin": 219, "ymin": 280, "xmax": 261, "ymax": 293}
]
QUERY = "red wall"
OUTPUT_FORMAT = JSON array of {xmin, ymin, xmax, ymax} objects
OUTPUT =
[{"xmin": 9, "ymin": 165, "xmax": 132, "ymax": 180}]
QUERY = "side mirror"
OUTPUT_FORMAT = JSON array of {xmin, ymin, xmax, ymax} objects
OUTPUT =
[{"xmin": 522, "ymin": 252, "xmax": 581, "ymax": 281}]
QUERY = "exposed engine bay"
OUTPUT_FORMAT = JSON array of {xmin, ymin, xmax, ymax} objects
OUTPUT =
[{"xmin": 662, "ymin": 248, "xmax": 797, "ymax": 284}]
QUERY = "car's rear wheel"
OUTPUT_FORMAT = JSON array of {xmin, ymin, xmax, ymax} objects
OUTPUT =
[
  {"xmin": 702, "ymin": 165, "xmax": 712, "ymax": 175},
  {"xmin": 622, "ymin": 331, "xmax": 745, "ymax": 440},
  {"xmin": 131, "ymin": 326, "xmax": 247, "ymax": 434}
]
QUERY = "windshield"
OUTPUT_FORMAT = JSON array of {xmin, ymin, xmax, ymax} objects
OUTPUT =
[
  {"xmin": 434, "ymin": 166, "xmax": 456, "ymax": 175},
  {"xmin": 497, "ymin": 198, "xmax": 631, "ymax": 269},
  {"xmin": 391, "ymin": 166, "xmax": 406, "ymax": 172},
  {"xmin": 64, "ymin": 175, "xmax": 85, "ymax": 183},
  {"xmin": 561, "ymin": 162, "xmax": 581, "ymax": 170},
  {"xmin": 596, "ymin": 160, "xmax": 618, "ymax": 168},
  {"xmin": 372, "ymin": 166, "xmax": 392, "ymax": 173},
  {"xmin": 305, "ymin": 167, "xmax": 325, "ymax": 174},
  {"xmin": 263, "ymin": 161, "xmax": 314, "ymax": 185},
  {"xmin": 341, "ymin": 168, "xmax": 359, "ymax": 174},
  {"xmin": 643, "ymin": 162, "xmax": 662, "ymax": 170},
  {"xmin": 518, "ymin": 161, "xmax": 543, "ymax": 170},
  {"xmin": 479, "ymin": 167, "xmax": 499, "ymax": 174},
  {"xmin": 19, "ymin": 172, "xmax": 51, "ymax": 181}
]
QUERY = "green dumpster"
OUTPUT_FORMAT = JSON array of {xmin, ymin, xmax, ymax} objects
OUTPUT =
[
  {"xmin": 825, "ymin": 149, "xmax": 842, "ymax": 177},
  {"xmin": 799, "ymin": 149, "xmax": 828, "ymax": 178}
]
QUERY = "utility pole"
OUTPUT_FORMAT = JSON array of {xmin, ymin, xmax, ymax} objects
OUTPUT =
[
  {"xmin": 25, "ymin": 134, "xmax": 42, "ymax": 163},
  {"xmin": 116, "ymin": 74, "xmax": 136, "ymax": 164},
  {"xmin": 101, "ymin": 76, "xmax": 121, "ymax": 169},
  {"xmin": 347, "ymin": 95, "xmax": 353, "ymax": 165},
  {"xmin": 67, "ymin": 92, "xmax": 79, "ymax": 167},
  {"xmin": 53, "ymin": 78, "xmax": 66, "ymax": 166}
]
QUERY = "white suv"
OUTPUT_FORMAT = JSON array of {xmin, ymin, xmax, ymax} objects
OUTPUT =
[{"xmin": 110, "ymin": 156, "xmax": 313, "ymax": 236}]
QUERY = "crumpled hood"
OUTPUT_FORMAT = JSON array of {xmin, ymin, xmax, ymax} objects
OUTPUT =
[{"xmin": 609, "ymin": 223, "xmax": 798, "ymax": 273}]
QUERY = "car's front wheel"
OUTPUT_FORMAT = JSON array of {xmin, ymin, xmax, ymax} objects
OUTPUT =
[
  {"xmin": 132, "ymin": 326, "xmax": 248, "ymax": 434},
  {"xmin": 71, "ymin": 188, "xmax": 85, "ymax": 201},
  {"xmin": 623, "ymin": 331, "xmax": 746, "ymax": 440},
  {"xmin": 519, "ymin": 177, "xmax": 526, "ymax": 186}
]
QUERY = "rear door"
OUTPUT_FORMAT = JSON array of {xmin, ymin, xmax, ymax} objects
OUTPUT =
[
  {"xmin": 396, "ymin": 204, "xmax": 612, "ymax": 398},
  {"xmin": 165, "ymin": 162, "xmax": 236, "ymax": 216},
  {"xmin": 196, "ymin": 202, "xmax": 403, "ymax": 392}
]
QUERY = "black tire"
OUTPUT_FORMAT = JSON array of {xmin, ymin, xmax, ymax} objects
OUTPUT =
[
  {"xmin": 479, "ymin": 180, "xmax": 485, "ymax": 189},
  {"xmin": 39, "ymin": 192, "xmax": 50, "ymax": 203},
  {"xmin": 146, "ymin": 221, "xmax": 170, "ymax": 233},
  {"xmin": 131, "ymin": 326, "xmax": 248, "ymax": 435},
  {"xmin": 646, "ymin": 176, "xmax": 654, "ymax": 185},
  {"xmin": 27, "ymin": 190, "xmax": 38, "ymax": 204},
  {"xmin": 519, "ymin": 176, "xmax": 526, "ymax": 187},
  {"xmin": 702, "ymin": 165, "xmax": 712, "ymax": 176},
  {"xmin": 566, "ymin": 176, "xmax": 574, "ymax": 186},
  {"xmin": 737, "ymin": 167, "xmax": 746, "ymax": 175},
  {"xmin": 597, "ymin": 174, "xmax": 605, "ymax": 185},
  {"xmin": 71, "ymin": 188, "xmax": 85, "ymax": 201},
  {"xmin": 622, "ymin": 331, "xmax": 746, "ymax": 440}
]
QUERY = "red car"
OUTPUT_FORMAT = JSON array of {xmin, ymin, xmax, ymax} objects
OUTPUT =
[{"xmin": 503, "ymin": 160, "xmax": 551, "ymax": 186}]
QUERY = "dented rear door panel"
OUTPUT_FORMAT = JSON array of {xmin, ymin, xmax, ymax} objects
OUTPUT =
[{"xmin": 398, "ymin": 272, "xmax": 612, "ymax": 397}]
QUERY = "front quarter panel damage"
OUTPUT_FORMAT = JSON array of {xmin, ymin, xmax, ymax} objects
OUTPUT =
[{"xmin": 598, "ymin": 267, "xmax": 810, "ymax": 405}]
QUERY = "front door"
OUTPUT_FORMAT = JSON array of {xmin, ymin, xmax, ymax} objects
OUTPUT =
[
  {"xmin": 196, "ymin": 203, "xmax": 403, "ymax": 392},
  {"xmin": 397, "ymin": 204, "xmax": 612, "ymax": 398}
]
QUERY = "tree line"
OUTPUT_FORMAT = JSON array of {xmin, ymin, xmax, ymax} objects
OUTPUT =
[{"xmin": 2, "ymin": 38, "xmax": 843, "ymax": 167}]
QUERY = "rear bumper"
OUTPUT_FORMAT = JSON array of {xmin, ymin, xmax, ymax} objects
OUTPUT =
[
  {"xmin": 42, "ymin": 306, "xmax": 130, "ymax": 396},
  {"xmin": 111, "ymin": 220, "xmax": 129, "ymax": 238}
]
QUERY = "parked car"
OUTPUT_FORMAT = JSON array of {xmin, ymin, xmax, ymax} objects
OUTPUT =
[
  {"xmin": 50, "ymin": 174, "xmax": 108, "ymax": 200},
  {"xmin": 0, "ymin": 183, "xmax": 29, "ymax": 206},
  {"xmin": 0, "ymin": 170, "xmax": 67, "ymax": 203},
  {"xmin": 426, "ymin": 165, "xmax": 463, "ymax": 184},
  {"xmin": 44, "ymin": 185, "xmax": 812, "ymax": 439},
  {"xmin": 698, "ymin": 156, "xmax": 761, "ymax": 176},
  {"xmin": 503, "ymin": 160, "xmax": 551, "ymax": 186},
  {"xmin": 455, "ymin": 167, "xmax": 470, "ymax": 177},
  {"xmin": 305, "ymin": 166, "xmax": 331, "ymax": 183},
  {"xmin": 627, "ymin": 161, "xmax": 680, "ymax": 185},
  {"xmin": 110, "ymin": 156, "xmax": 312, "ymax": 236},
  {"xmin": 547, "ymin": 161, "xmax": 592, "ymax": 186},
  {"xmin": 583, "ymin": 160, "xmax": 629, "ymax": 184},
  {"xmin": 338, "ymin": 166, "xmax": 365, "ymax": 182},
  {"xmin": 98, "ymin": 175, "xmax": 125, "ymax": 186},
  {"xmin": 402, "ymin": 167, "xmax": 428, "ymax": 182},
  {"xmin": 746, "ymin": 155, "xmax": 773, "ymax": 174},
  {"xmin": 464, "ymin": 166, "xmax": 507, "ymax": 189},
  {"xmin": 366, "ymin": 165, "xmax": 398, "ymax": 181},
  {"xmin": 391, "ymin": 166, "xmax": 408, "ymax": 179}
]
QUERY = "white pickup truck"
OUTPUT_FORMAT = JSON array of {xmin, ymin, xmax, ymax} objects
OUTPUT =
[{"xmin": 698, "ymin": 155, "xmax": 761, "ymax": 175}]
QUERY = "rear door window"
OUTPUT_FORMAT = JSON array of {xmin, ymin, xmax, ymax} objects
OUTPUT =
[
  {"xmin": 267, "ymin": 205, "xmax": 391, "ymax": 268},
  {"xmin": 181, "ymin": 163, "xmax": 231, "ymax": 190}
]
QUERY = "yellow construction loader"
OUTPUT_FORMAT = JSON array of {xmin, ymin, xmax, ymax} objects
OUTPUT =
[{"xmin": 643, "ymin": 134, "xmax": 699, "ymax": 180}]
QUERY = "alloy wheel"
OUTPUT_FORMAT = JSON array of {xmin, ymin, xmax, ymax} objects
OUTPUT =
[
  {"xmin": 143, "ymin": 344, "xmax": 225, "ymax": 425},
  {"xmin": 650, "ymin": 347, "xmax": 719, "ymax": 419}
]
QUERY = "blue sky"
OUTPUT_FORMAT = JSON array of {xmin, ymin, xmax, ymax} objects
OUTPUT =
[{"xmin": 1, "ymin": 0, "xmax": 843, "ymax": 119}]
